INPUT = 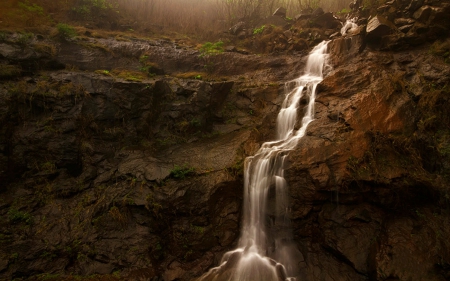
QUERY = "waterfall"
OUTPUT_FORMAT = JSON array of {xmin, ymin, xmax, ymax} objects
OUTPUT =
[
  {"xmin": 199, "ymin": 41, "xmax": 331, "ymax": 281},
  {"xmin": 341, "ymin": 19, "xmax": 358, "ymax": 36}
]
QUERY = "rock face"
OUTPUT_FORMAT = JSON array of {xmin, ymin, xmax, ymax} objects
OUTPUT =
[
  {"xmin": 287, "ymin": 46, "xmax": 450, "ymax": 281},
  {"xmin": 0, "ymin": 32, "xmax": 296, "ymax": 280},
  {"xmin": 1, "ymin": 0, "xmax": 450, "ymax": 280}
]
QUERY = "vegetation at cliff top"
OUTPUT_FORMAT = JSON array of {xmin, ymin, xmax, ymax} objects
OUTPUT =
[{"xmin": 0, "ymin": 0, "xmax": 352, "ymax": 41}]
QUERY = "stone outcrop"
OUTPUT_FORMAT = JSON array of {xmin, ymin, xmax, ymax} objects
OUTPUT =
[{"xmin": 0, "ymin": 32, "xmax": 298, "ymax": 280}]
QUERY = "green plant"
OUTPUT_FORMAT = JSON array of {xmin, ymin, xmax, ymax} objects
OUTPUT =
[
  {"xmin": 95, "ymin": 69, "xmax": 111, "ymax": 76},
  {"xmin": 56, "ymin": 23, "xmax": 77, "ymax": 40},
  {"xmin": 18, "ymin": 0, "xmax": 44, "ymax": 15},
  {"xmin": 40, "ymin": 161, "xmax": 56, "ymax": 173},
  {"xmin": 253, "ymin": 25, "xmax": 265, "ymax": 35},
  {"xmin": 429, "ymin": 39, "xmax": 450, "ymax": 64},
  {"xmin": 33, "ymin": 43, "xmax": 57, "ymax": 56},
  {"xmin": 16, "ymin": 32, "xmax": 33, "ymax": 46},
  {"xmin": 169, "ymin": 165, "xmax": 195, "ymax": 179},
  {"xmin": 0, "ymin": 65, "xmax": 21, "ymax": 78},
  {"xmin": 71, "ymin": 0, "xmax": 118, "ymax": 19},
  {"xmin": 338, "ymin": 8, "xmax": 351, "ymax": 14},
  {"xmin": 7, "ymin": 208, "xmax": 33, "ymax": 224},
  {"xmin": 10, "ymin": 252, "xmax": 19, "ymax": 261},
  {"xmin": 0, "ymin": 32, "xmax": 7, "ymax": 42},
  {"xmin": 199, "ymin": 41, "xmax": 224, "ymax": 57}
]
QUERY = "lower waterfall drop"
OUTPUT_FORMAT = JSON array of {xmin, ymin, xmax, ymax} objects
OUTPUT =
[{"xmin": 199, "ymin": 40, "xmax": 331, "ymax": 281}]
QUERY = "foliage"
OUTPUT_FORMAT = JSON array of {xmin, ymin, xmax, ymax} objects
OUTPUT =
[
  {"xmin": 338, "ymin": 7, "xmax": 351, "ymax": 14},
  {"xmin": 174, "ymin": 72, "xmax": 207, "ymax": 80},
  {"xmin": 199, "ymin": 41, "xmax": 224, "ymax": 57},
  {"xmin": 8, "ymin": 208, "xmax": 33, "ymax": 224},
  {"xmin": 16, "ymin": 32, "xmax": 33, "ymax": 47},
  {"xmin": 198, "ymin": 41, "xmax": 225, "ymax": 73},
  {"xmin": 71, "ymin": 0, "xmax": 119, "ymax": 20},
  {"xmin": 138, "ymin": 55, "xmax": 160, "ymax": 76},
  {"xmin": 253, "ymin": 25, "xmax": 265, "ymax": 35},
  {"xmin": 361, "ymin": 0, "xmax": 378, "ymax": 11},
  {"xmin": 33, "ymin": 43, "xmax": 57, "ymax": 56},
  {"xmin": 0, "ymin": 32, "xmax": 6, "ymax": 42},
  {"xmin": 56, "ymin": 23, "xmax": 77, "ymax": 40},
  {"xmin": 429, "ymin": 39, "xmax": 450, "ymax": 64},
  {"xmin": 169, "ymin": 165, "xmax": 195, "ymax": 179},
  {"xmin": 95, "ymin": 69, "xmax": 111, "ymax": 76},
  {"xmin": 18, "ymin": 0, "xmax": 44, "ymax": 15},
  {"xmin": 0, "ymin": 64, "xmax": 21, "ymax": 78},
  {"xmin": 111, "ymin": 69, "xmax": 145, "ymax": 82}
]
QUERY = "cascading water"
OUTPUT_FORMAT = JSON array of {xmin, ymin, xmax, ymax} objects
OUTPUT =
[
  {"xmin": 199, "ymin": 41, "xmax": 331, "ymax": 281},
  {"xmin": 341, "ymin": 18, "xmax": 358, "ymax": 36}
]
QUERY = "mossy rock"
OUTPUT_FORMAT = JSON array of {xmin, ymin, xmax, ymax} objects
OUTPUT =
[{"xmin": 0, "ymin": 64, "xmax": 21, "ymax": 79}]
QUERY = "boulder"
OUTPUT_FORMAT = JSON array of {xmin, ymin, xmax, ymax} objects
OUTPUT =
[
  {"xmin": 366, "ymin": 15, "xmax": 396, "ymax": 42},
  {"xmin": 310, "ymin": 12, "xmax": 341, "ymax": 29},
  {"xmin": 349, "ymin": 0, "xmax": 362, "ymax": 11},
  {"xmin": 413, "ymin": 5, "xmax": 433, "ymax": 22},
  {"xmin": 283, "ymin": 30, "xmax": 293, "ymax": 38},
  {"xmin": 273, "ymin": 7, "xmax": 286, "ymax": 17},
  {"xmin": 294, "ymin": 13, "xmax": 311, "ymax": 21},
  {"xmin": 398, "ymin": 24, "xmax": 414, "ymax": 33},
  {"xmin": 394, "ymin": 17, "xmax": 415, "ymax": 26},
  {"xmin": 406, "ymin": 0, "xmax": 425, "ymax": 12},
  {"xmin": 312, "ymin": 7, "xmax": 324, "ymax": 17},
  {"xmin": 230, "ymin": 21, "xmax": 246, "ymax": 35},
  {"xmin": 260, "ymin": 15, "xmax": 290, "ymax": 27}
]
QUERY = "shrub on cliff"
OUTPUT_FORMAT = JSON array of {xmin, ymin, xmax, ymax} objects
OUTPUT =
[{"xmin": 56, "ymin": 23, "xmax": 77, "ymax": 40}]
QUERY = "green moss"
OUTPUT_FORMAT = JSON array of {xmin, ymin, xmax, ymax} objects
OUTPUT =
[
  {"xmin": 253, "ymin": 25, "xmax": 265, "ymax": 35},
  {"xmin": 169, "ymin": 164, "xmax": 195, "ymax": 179},
  {"xmin": 95, "ymin": 69, "xmax": 111, "ymax": 76},
  {"xmin": 56, "ymin": 23, "xmax": 77, "ymax": 40},
  {"xmin": 199, "ymin": 40, "xmax": 224, "ymax": 57}
]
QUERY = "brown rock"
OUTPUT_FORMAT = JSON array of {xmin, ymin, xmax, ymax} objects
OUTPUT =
[
  {"xmin": 398, "ymin": 24, "xmax": 414, "ymax": 33},
  {"xmin": 413, "ymin": 5, "xmax": 433, "ymax": 21},
  {"xmin": 394, "ymin": 17, "xmax": 415, "ymax": 26},
  {"xmin": 310, "ymin": 12, "xmax": 341, "ymax": 29},
  {"xmin": 366, "ymin": 15, "xmax": 396, "ymax": 46}
]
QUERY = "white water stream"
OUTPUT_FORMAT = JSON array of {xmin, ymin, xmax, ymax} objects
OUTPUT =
[
  {"xmin": 200, "ymin": 41, "xmax": 330, "ymax": 281},
  {"xmin": 341, "ymin": 19, "xmax": 358, "ymax": 36}
]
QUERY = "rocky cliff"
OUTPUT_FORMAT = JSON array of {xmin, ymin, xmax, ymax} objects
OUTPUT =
[{"xmin": 1, "ymin": 0, "xmax": 450, "ymax": 280}]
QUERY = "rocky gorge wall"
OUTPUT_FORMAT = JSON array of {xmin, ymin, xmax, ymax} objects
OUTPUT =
[{"xmin": 1, "ymin": 0, "xmax": 450, "ymax": 280}]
